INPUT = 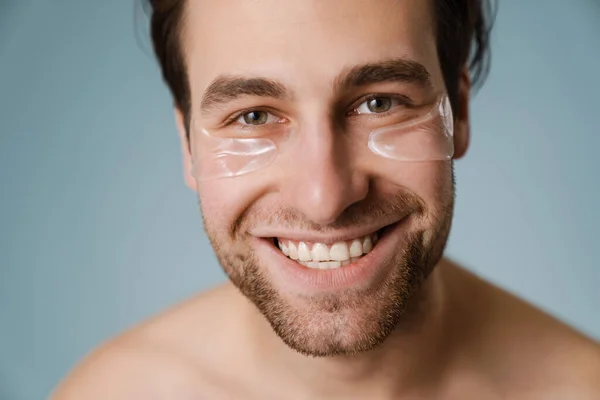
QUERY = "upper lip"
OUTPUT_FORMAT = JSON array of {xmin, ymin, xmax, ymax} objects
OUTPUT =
[{"xmin": 248, "ymin": 216, "xmax": 407, "ymax": 244}]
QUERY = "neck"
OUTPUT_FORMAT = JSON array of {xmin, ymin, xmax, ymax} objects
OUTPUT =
[{"xmin": 246, "ymin": 261, "xmax": 457, "ymax": 399}]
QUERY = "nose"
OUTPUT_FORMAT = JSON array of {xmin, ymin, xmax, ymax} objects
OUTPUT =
[{"xmin": 280, "ymin": 125, "xmax": 369, "ymax": 225}]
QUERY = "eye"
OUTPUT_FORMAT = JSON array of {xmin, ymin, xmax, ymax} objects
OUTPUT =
[
  {"xmin": 354, "ymin": 96, "xmax": 400, "ymax": 114},
  {"xmin": 237, "ymin": 110, "xmax": 280, "ymax": 126}
]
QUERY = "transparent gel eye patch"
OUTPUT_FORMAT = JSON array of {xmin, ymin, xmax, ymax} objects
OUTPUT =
[{"xmin": 190, "ymin": 94, "xmax": 454, "ymax": 181}]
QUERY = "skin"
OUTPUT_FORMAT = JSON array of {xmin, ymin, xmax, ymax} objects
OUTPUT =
[{"xmin": 52, "ymin": 0, "xmax": 600, "ymax": 398}]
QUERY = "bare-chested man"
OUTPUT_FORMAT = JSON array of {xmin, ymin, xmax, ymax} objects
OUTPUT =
[{"xmin": 52, "ymin": 0, "xmax": 600, "ymax": 398}]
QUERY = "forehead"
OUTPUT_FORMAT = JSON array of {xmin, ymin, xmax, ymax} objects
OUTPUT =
[{"xmin": 181, "ymin": 0, "xmax": 440, "ymax": 96}]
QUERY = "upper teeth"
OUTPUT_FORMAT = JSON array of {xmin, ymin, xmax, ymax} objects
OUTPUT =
[{"xmin": 277, "ymin": 234, "xmax": 377, "ymax": 264}]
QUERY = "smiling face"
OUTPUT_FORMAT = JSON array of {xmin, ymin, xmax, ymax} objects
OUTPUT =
[{"xmin": 176, "ymin": 0, "xmax": 470, "ymax": 357}]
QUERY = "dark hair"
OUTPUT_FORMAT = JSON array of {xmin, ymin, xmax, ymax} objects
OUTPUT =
[{"xmin": 146, "ymin": 0, "xmax": 495, "ymax": 135}]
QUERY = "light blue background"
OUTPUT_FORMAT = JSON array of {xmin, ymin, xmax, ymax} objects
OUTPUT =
[{"xmin": 1, "ymin": 1, "xmax": 599, "ymax": 399}]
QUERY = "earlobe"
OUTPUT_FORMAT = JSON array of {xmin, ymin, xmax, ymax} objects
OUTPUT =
[
  {"xmin": 452, "ymin": 68, "xmax": 471, "ymax": 160},
  {"xmin": 174, "ymin": 108, "xmax": 198, "ymax": 192}
]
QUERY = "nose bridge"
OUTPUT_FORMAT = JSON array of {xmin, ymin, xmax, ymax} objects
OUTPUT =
[{"xmin": 280, "ymin": 118, "xmax": 369, "ymax": 225}]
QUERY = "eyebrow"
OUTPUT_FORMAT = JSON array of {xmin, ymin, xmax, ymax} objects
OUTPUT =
[
  {"xmin": 199, "ymin": 58, "xmax": 431, "ymax": 114},
  {"xmin": 335, "ymin": 58, "xmax": 432, "ymax": 91},
  {"xmin": 200, "ymin": 76, "xmax": 290, "ymax": 114}
]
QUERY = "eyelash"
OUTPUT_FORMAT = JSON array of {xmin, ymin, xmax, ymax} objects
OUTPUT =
[
  {"xmin": 348, "ymin": 93, "xmax": 414, "ymax": 116},
  {"xmin": 223, "ymin": 107, "xmax": 281, "ymax": 129},
  {"xmin": 223, "ymin": 94, "xmax": 413, "ymax": 127}
]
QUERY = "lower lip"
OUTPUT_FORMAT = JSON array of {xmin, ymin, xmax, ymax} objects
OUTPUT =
[{"xmin": 252, "ymin": 218, "xmax": 410, "ymax": 294}]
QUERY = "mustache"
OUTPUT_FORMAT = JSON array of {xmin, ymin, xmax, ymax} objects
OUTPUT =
[{"xmin": 234, "ymin": 190, "xmax": 425, "ymax": 234}]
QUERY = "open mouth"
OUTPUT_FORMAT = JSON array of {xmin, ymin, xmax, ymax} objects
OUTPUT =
[{"xmin": 271, "ymin": 226, "xmax": 393, "ymax": 270}]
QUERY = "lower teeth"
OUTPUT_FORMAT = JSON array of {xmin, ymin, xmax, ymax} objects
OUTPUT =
[{"xmin": 296, "ymin": 257, "xmax": 361, "ymax": 269}]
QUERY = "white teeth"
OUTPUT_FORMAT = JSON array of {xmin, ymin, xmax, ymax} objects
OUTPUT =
[
  {"xmin": 298, "ymin": 257, "xmax": 361, "ymax": 269},
  {"xmin": 362, "ymin": 236, "xmax": 373, "ymax": 253},
  {"xmin": 349, "ymin": 239, "xmax": 362, "ymax": 257},
  {"xmin": 329, "ymin": 242, "xmax": 350, "ymax": 261},
  {"xmin": 298, "ymin": 242, "xmax": 311, "ymax": 261},
  {"xmin": 288, "ymin": 242, "xmax": 298, "ymax": 260},
  {"xmin": 280, "ymin": 241, "xmax": 289, "ymax": 256},
  {"xmin": 311, "ymin": 243, "xmax": 330, "ymax": 262},
  {"xmin": 276, "ymin": 232, "xmax": 379, "ymax": 267}
]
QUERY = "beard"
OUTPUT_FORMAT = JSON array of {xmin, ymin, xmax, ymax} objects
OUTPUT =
[{"xmin": 201, "ymin": 171, "xmax": 455, "ymax": 357}]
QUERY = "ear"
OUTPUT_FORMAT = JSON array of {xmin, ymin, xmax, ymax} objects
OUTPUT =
[
  {"xmin": 453, "ymin": 67, "xmax": 471, "ymax": 159},
  {"xmin": 174, "ymin": 108, "xmax": 198, "ymax": 192}
]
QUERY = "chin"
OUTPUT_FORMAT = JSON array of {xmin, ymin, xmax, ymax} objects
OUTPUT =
[{"xmin": 234, "ymin": 228, "xmax": 444, "ymax": 357}]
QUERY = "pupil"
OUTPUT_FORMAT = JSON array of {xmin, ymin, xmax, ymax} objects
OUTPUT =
[
  {"xmin": 368, "ymin": 97, "xmax": 391, "ymax": 113},
  {"xmin": 244, "ymin": 111, "xmax": 267, "ymax": 125}
]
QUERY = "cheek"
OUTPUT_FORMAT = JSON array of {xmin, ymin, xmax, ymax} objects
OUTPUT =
[
  {"xmin": 198, "ymin": 160, "xmax": 453, "ymax": 236},
  {"xmin": 410, "ymin": 162, "xmax": 453, "ymax": 217},
  {"xmin": 377, "ymin": 160, "xmax": 453, "ymax": 204},
  {"xmin": 418, "ymin": 162, "xmax": 454, "ymax": 206},
  {"xmin": 377, "ymin": 161, "xmax": 454, "ymax": 243},
  {"xmin": 390, "ymin": 162, "xmax": 453, "ymax": 246},
  {"xmin": 197, "ymin": 176, "xmax": 270, "ymax": 232}
]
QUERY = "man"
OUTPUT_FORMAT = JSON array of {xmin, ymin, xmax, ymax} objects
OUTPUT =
[{"xmin": 52, "ymin": 0, "xmax": 600, "ymax": 398}]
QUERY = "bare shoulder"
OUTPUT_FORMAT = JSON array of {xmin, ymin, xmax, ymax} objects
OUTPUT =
[
  {"xmin": 444, "ymin": 261, "xmax": 600, "ymax": 397},
  {"xmin": 50, "ymin": 334, "xmax": 205, "ymax": 400},
  {"xmin": 51, "ymin": 283, "xmax": 242, "ymax": 400}
]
